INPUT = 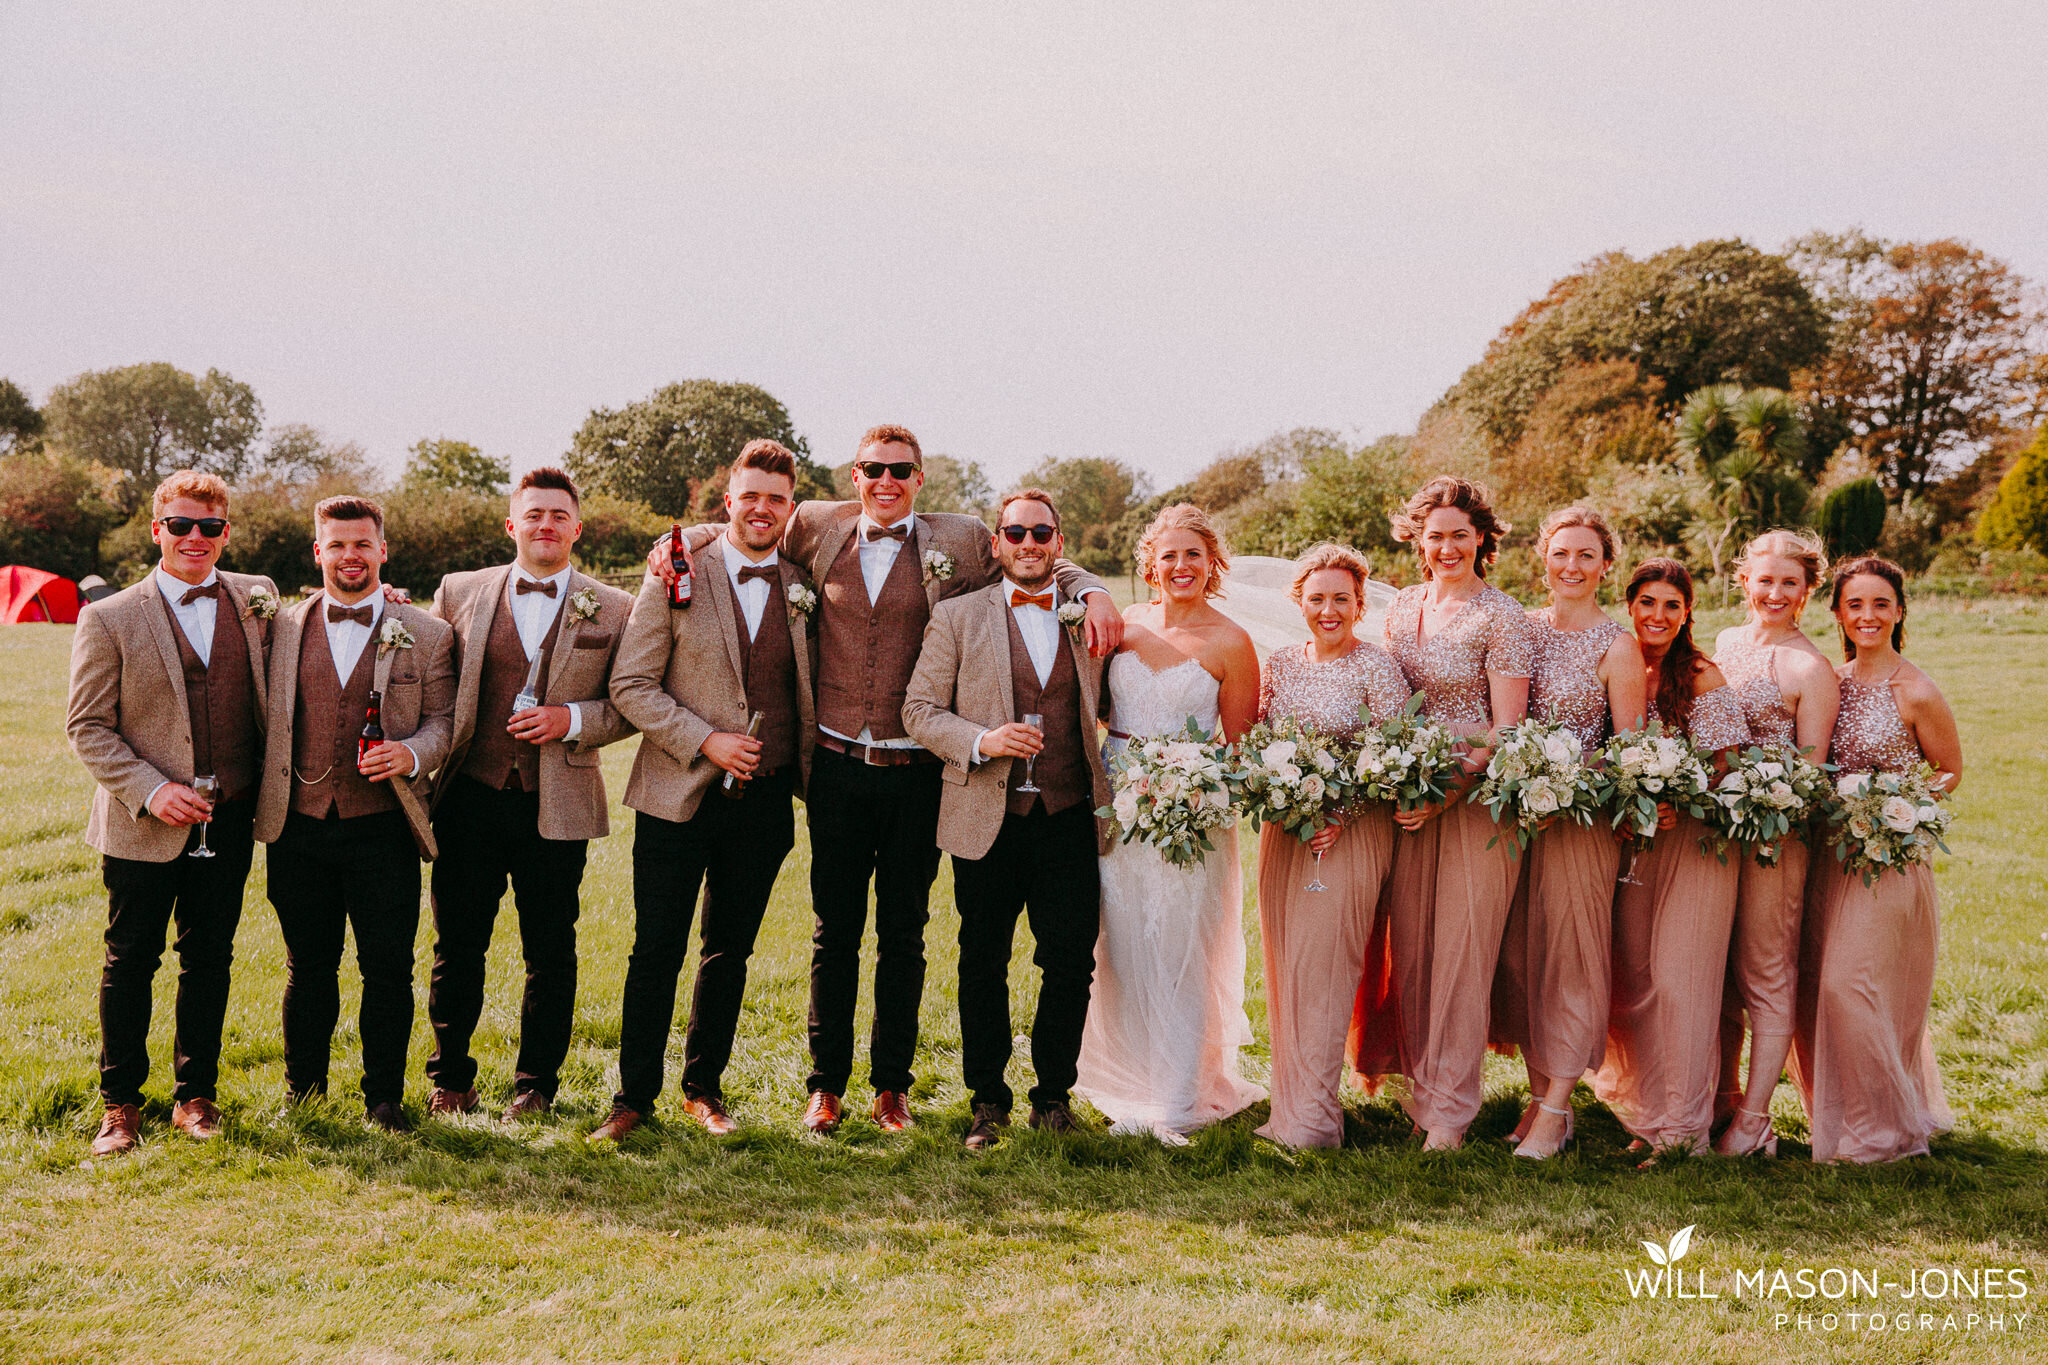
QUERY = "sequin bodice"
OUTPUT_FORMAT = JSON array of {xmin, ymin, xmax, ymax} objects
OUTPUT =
[
  {"xmin": 1646, "ymin": 683, "xmax": 1750, "ymax": 752},
  {"xmin": 1715, "ymin": 637, "xmax": 1798, "ymax": 750},
  {"xmin": 1830, "ymin": 671, "xmax": 1924, "ymax": 774},
  {"xmin": 1528, "ymin": 611, "xmax": 1626, "ymax": 755},
  {"xmin": 1259, "ymin": 640, "xmax": 1412, "ymax": 736},
  {"xmin": 1382, "ymin": 583, "xmax": 1534, "ymax": 733}
]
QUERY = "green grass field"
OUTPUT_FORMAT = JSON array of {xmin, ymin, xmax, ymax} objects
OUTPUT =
[{"xmin": 4, "ymin": 603, "xmax": 2046, "ymax": 1362}]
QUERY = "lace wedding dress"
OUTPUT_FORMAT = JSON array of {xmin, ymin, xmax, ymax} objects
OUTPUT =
[{"xmin": 1074, "ymin": 652, "xmax": 1265, "ymax": 1139}]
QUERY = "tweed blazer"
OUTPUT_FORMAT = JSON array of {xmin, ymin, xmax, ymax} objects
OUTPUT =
[
  {"xmin": 66, "ymin": 568, "xmax": 278, "ymax": 863},
  {"xmin": 902, "ymin": 581, "xmax": 1113, "ymax": 860},
  {"xmin": 254, "ymin": 593, "xmax": 457, "ymax": 858},
  {"xmin": 428, "ymin": 564, "xmax": 635, "ymax": 840},
  {"xmin": 610, "ymin": 536, "xmax": 818, "ymax": 824}
]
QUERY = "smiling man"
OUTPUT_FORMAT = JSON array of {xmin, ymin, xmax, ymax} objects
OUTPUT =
[{"xmin": 420, "ymin": 468, "xmax": 634, "ymax": 1122}]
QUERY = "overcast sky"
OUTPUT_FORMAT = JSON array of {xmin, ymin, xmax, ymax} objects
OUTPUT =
[{"xmin": 5, "ymin": 3, "xmax": 2045, "ymax": 492}]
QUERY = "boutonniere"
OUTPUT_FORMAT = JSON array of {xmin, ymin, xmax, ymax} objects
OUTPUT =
[
  {"xmin": 377, "ymin": 616, "xmax": 416, "ymax": 654},
  {"xmin": 568, "ymin": 586, "xmax": 600, "ymax": 624},
  {"xmin": 1056, "ymin": 600, "xmax": 1088, "ymax": 643},
  {"xmin": 922, "ymin": 549, "xmax": 956, "ymax": 583},
  {"xmin": 242, "ymin": 586, "xmax": 280, "ymax": 621},
  {"xmin": 786, "ymin": 582, "xmax": 819, "ymax": 621}
]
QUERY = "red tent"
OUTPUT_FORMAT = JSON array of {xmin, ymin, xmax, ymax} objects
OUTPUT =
[{"xmin": 0, "ymin": 566, "xmax": 82, "ymax": 624}]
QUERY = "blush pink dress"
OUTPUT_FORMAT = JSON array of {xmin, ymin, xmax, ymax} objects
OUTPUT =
[
  {"xmin": 1349, "ymin": 583, "xmax": 1534, "ymax": 1141},
  {"xmin": 1591, "ymin": 684, "xmax": 1749, "ymax": 1148},
  {"xmin": 1790, "ymin": 669, "xmax": 1953, "ymax": 1162},
  {"xmin": 1255, "ymin": 640, "xmax": 1411, "ymax": 1148}
]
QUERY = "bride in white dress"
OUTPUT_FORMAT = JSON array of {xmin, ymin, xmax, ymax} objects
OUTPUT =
[{"xmin": 1076, "ymin": 505, "xmax": 1266, "ymax": 1140}]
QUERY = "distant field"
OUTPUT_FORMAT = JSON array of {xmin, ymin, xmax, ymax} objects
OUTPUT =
[{"xmin": 3, "ymin": 600, "xmax": 2045, "ymax": 1363}]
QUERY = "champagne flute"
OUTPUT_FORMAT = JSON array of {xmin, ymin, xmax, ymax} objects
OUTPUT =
[
  {"xmin": 1616, "ymin": 834, "xmax": 1643, "ymax": 887},
  {"xmin": 188, "ymin": 774, "xmax": 219, "ymax": 859},
  {"xmin": 1016, "ymin": 713, "xmax": 1045, "ymax": 793},
  {"xmin": 1304, "ymin": 824, "xmax": 1329, "ymax": 893}
]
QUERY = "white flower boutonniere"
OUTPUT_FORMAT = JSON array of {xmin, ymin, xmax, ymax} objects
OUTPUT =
[
  {"xmin": 786, "ymin": 582, "xmax": 819, "ymax": 621},
  {"xmin": 922, "ymin": 549, "xmax": 956, "ymax": 583},
  {"xmin": 243, "ymin": 586, "xmax": 280, "ymax": 621},
  {"xmin": 1056, "ymin": 600, "xmax": 1088, "ymax": 644},
  {"xmin": 377, "ymin": 616, "xmax": 417, "ymax": 654},
  {"xmin": 568, "ymin": 586, "xmax": 600, "ymax": 624}
]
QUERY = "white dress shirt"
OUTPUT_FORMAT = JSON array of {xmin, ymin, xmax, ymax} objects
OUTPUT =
[
  {"xmin": 506, "ymin": 565, "xmax": 581, "ymax": 739},
  {"xmin": 154, "ymin": 565, "xmax": 219, "ymax": 666},
  {"xmin": 974, "ymin": 580, "xmax": 1063, "ymax": 762},
  {"xmin": 824, "ymin": 514, "xmax": 925, "ymax": 749},
  {"xmin": 322, "ymin": 590, "xmax": 420, "ymax": 773},
  {"xmin": 722, "ymin": 542, "xmax": 779, "ymax": 641}
]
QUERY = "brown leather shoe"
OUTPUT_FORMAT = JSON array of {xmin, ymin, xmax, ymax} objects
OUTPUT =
[
  {"xmin": 171, "ymin": 1097, "xmax": 223, "ymax": 1140},
  {"xmin": 91, "ymin": 1103, "xmax": 142, "ymax": 1157},
  {"xmin": 802, "ymin": 1090, "xmax": 843, "ymax": 1134},
  {"xmin": 871, "ymin": 1090, "xmax": 914, "ymax": 1133},
  {"xmin": 366, "ymin": 1100, "xmax": 412, "ymax": 1133},
  {"xmin": 1028, "ymin": 1101, "xmax": 1083, "ymax": 1135},
  {"xmin": 428, "ymin": 1087, "xmax": 479, "ymax": 1116},
  {"xmin": 964, "ymin": 1102, "xmax": 1008, "ymax": 1151},
  {"xmin": 588, "ymin": 1104, "xmax": 643, "ymax": 1144},
  {"xmin": 500, "ymin": 1090, "xmax": 551, "ymax": 1122},
  {"xmin": 683, "ymin": 1095, "xmax": 739, "ymax": 1136}
]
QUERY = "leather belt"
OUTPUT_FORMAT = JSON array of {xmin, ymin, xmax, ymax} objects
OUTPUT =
[{"xmin": 814, "ymin": 733, "xmax": 940, "ymax": 767}]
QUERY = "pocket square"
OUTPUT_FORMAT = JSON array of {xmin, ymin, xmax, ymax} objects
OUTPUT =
[{"xmin": 572, "ymin": 632, "xmax": 613, "ymax": 650}]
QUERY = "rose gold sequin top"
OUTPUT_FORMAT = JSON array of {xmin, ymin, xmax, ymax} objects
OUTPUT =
[
  {"xmin": 1527, "ymin": 611, "xmax": 1627, "ymax": 755},
  {"xmin": 1714, "ymin": 637, "xmax": 1798, "ymax": 750},
  {"xmin": 1259, "ymin": 639, "xmax": 1413, "ymax": 737},
  {"xmin": 1382, "ymin": 583, "xmax": 1535, "ymax": 733},
  {"xmin": 1646, "ymin": 683, "xmax": 1751, "ymax": 751},
  {"xmin": 1830, "ymin": 669, "xmax": 1924, "ymax": 774}
]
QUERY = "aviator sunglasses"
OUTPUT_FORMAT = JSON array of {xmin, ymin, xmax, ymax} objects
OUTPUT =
[
  {"xmin": 159, "ymin": 516, "xmax": 229, "ymax": 537},
  {"xmin": 854, "ymin": 460, "xmax": 920, "ymax": 481},
  {"xmin": 999, "ymin": 523, "xmax": 1058, "ymax": 544}
]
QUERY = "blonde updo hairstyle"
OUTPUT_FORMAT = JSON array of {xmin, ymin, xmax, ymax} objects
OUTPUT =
[
  {"xmin": 1737, "ymin": 527, "xmax": 1829, "ymax": 592},
  {"xmin": 1536, "ymin": 505, "xmax": 1619, "ymax": 565},
  {"xmin": 1391, "ymin": 475, "xmax": 1510, "ymax": 579},
  {"xmin": 1135, "ymin": 502, "xmax": 1230, "ymax": 599},
  {"xmin": 1288, "ymin": 542, "xmax": 1372, "ymax": 603}
]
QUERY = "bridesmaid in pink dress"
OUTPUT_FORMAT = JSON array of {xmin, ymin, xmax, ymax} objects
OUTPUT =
[
  {"xmin": 1254, "ymin": 545, "xmax": 1411, "ymax": 1149},
  {"xmin": 1793, "ymin": 557, "xmax": 1962, "ymax": 1162},
  {"xmin": 1355, "ymin": 477, "xmax": 1534, "ymax": 1151},
  {"xmin": 1592, "ymin": 559, "xmax": 1750, "ymax": 1163},
  {"xmin": 1709, "ymin": 529, "xmax": 1840, "ymax": 1157},
  {"xmin": 1494, "ymin": 508, "xmax": 1644, "ymax": 1160}
]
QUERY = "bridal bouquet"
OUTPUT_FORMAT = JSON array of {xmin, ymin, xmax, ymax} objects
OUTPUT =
[
  {"xmin": 1228, "ymin": 717, "xmax": 1353, "ymax": 842},
  {"xmin": 1823, "ymin": 765, "xmax": 1953, "ymax": 886},
  {"xmin": 1349, "ymin": 693, "xmax": 1466, "ymax": 811},
  {"xmin": 1594, "ymin": 724, "xmax": 1714, "ymax": 840},
  {"xmin": 1701, "ymin": 745, "xmax": 1832, "ymax": 865},
  {"xmin": 1098, "ymin": 720, "xmax": 1237, "ymax": 868},
  {"xmin": 1469, "ymin": 718, "xmax": 1602, "ymax": 854}
]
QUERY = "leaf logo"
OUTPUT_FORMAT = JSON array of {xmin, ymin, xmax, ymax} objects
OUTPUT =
[{"xmin": 1640, "ymin": 1224, "xmax": 1696, "ymax": 1266}]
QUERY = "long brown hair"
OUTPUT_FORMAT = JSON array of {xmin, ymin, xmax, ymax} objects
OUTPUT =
[
  {"xmin": 1390, "ymin": 476, "xmax": 1509, "ymax": 580},
  {"xmin": 1830, "ymin": 555, "xmax": 1908, "ymax": 659},
  {"xmin": 1625, "ymin": 557, "xmax": 1702, "ymax": 729}
]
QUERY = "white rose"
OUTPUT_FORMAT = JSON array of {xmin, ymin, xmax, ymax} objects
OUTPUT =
[
  {"xmin": 1880, "ymin": 796, "xmax": 1918, "ymax": 833},
  {"xmin": 1205, "ymin": 784, "xmax": 1232, "ymax": 811},
  {"xmin": 1525, "ymin": 783, "xmax": 1560, "ymax": 815},
  {"xmin": 1916, "ymin": 804, "xmax": 1941, "ymax": 826},
  {"xmin": 1617, "ymin": 746, "xmax": 1644, "ymax": 770},
  {"xmin": 1155, "ymin": 773, "xmax": 1183, "ymax": 801},
  {"xmin": 1112, "ymin": 789, "xmax": 1139, "ymax": 827},
  {"xmin": 1758, "ymin": 762, "xmax": 1786, "ymax": 781},
  {"xmin": 1837, "ymin": 773, "xmax": 1871, "ymax": 799},
  {"xmin": 1312, "ymin": 750, "xmax": 1335, "ymax": 774},
  {"xmin": 1848, "ymin": 815, "xmax": 1873, "ymax": 839},
  {"xmin": 1300, "ymin": 774, "xmax": 1326, "ymax": 803},
  {"xmin": 1768, "ymin": 780, "xmax": 1795, "ymax": 806},
  {"xmin": 1541, "ymin": 732, "xmax": 1580, "ymax": 767},
  {"xmin": 1260, "ymin": 740, "xmax": 1297, "ymax": 770}
]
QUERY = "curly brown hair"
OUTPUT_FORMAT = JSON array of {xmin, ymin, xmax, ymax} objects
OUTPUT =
[
  {"xmin": 1135, "ymin": 503, "xmax": 1229, "ymax": 599},
  {"xmin": 1391, "ymin": 476, "xmax": 1509, "ymax": 579}
]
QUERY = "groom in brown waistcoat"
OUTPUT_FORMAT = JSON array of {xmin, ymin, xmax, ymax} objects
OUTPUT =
[
  {"xmin": 904, "ymin": 488, "xmax": 1113, "ymax": 1149},
  {"xmin": 66, "ymin": 470, "xmax": 278, "ymax": 1155},
  {"xmin": 655, "ymin": 425, "xmax": 1121, "ymax": 1133},
  {"xmin": 254, "ymin": 496, "xmax": 456, "ymax": 1132}
]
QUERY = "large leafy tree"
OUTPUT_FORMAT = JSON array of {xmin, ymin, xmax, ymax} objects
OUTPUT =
[
  {"xmin": 402, "ymin": 437, "xmax": 508, "ymax": 494},
  {"xmin": 42, "ymin": 362, "xmax": 264, "ymax": 513},
  {"xmin": 565, "ymin": 380, "xmax": 819, "ymax": 517},
  {"xmin": 914, "ymin": 454, "xmax": 995, "ymax": 519},
  {"xmin": 0, "ymin": 379, "xmax": 44, "ymax": 455},
  {"xmin": 1019, "ymin": 455, "xmax": 1151, "ymax": 576}
]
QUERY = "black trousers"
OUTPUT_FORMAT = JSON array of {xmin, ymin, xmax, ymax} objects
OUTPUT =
[
  {"xmin": 424, "ymin": 776, "xmax": 589, "ymax": 1099},
  {"xmin": 615, "ymin": 772, "xmax": 796, "ymax": 1113},
  {"xmin": 267, "ymin": 809, "xmax": 421, "ymax": 1108},
  {"xmin": 804, "ymin": 747, "xmax": 943, "ymax": 1097},
  {"xmin": 950, "ymin": 803, "xmax": 1101, "ymax": 1111},
  {"xmin": 97, "ymin": 799, "xmax": 255, "ymax": 1107}
]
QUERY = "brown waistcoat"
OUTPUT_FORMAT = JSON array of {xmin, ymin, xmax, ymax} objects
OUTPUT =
[
  {"xmin": 291, "ymin": 619, "xmax": 399, "ymax": 819},
  {"xmin": 160, "ymin": 592, "xmax": 259, "ymax": 801},
  {"xmin": 730, "ymin": 574, "xmax": 800, "ymax": 773},
  {"xmin": 815, "ymin": 536, "xmax": 928, "ymax": 742},
  {"xmin": 461, "ymin": 589, "xmax": 562, "ymax": 792},
  {"xmin": 1005, "ymin": 609, "xmax": 1088, "ymax": 817}
]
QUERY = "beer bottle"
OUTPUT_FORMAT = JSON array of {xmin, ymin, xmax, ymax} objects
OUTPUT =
[
  {"xmin": 357, "ymin": 690, "xmax": 385, "ymax": 771},
  {"xmin": 668, "ymin": 523, "xmax": 693, "ymax": 609}
]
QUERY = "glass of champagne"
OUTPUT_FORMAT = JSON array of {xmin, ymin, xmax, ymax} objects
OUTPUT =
[
  {"xmin": 1304, "ymin": 839, "xmax": 1329, "ymax": 893},
  {"xmin": 1015, "ymin": 713, "xmax": 1044, "ymax": 793},
  {"xmin": 188, "ymin": 774, "xmax": 219, "ymax": 859}
]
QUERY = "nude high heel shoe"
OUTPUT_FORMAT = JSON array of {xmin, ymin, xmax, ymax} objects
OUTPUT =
[
  {"xmin": 1713, "ymin": 1106, "xmax": 1780, "ymax": 1157},
  {"xmin": 1513, "ymin": 1103, "xmax": 1574, "ymax": 1160}
]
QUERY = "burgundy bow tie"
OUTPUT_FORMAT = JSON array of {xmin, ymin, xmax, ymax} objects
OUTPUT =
[
  {"xmin": 515, "ymin": 578, "xmax": 558, "ymax": 597},
  {"xmin": 327, "ymin": 602, "xmax": 374, "ymax": 626},
  {"xmin": 737, "ymin": 564, "xmax": 779, "ymax": 584},
  {"xmin": 864, "ymin": 523, "xmax": 908, "ymax": 543},
  {"xmin": 180, "ymin": 582, "xmax": 221, "ymax": 605}
]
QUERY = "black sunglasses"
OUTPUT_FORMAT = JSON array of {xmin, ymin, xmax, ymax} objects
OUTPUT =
[
  {"xmin": 854, "ymin": 461, "xmax": 919, "ymax": 481},
  {"xmin": 999, "ymin": 523, "xmax": 1058, "ymax": 544},
  {"xmin": 160, "ymin": 516, "xmax": 228, "ymax": 537}
]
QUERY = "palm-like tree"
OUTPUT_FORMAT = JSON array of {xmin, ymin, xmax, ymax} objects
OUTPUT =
[{"xmin": 1676, "ymin": 385, "xmax": 1809, "ymax": 601}]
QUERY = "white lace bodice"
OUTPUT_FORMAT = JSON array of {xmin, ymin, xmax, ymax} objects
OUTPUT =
[{"xmin": 1106, "ymin": 653, "xmax": 1223, "ymax": 740}]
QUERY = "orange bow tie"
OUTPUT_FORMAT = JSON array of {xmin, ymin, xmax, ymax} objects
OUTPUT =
[{"xmin": 1010, "ymin": 589, "xmax": 1054, "ymax": 611}]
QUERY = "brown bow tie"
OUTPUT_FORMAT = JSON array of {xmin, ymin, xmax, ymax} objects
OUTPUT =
[
  {"xmin": 180, "ymin": 582, "xmax": 221, "ymax": 605},
  {"xmin": 327, "ymin": 602, "xmax": 374, "ymax": 626},
  {"xmin": 865, "ymin": 523, "xmax": 908, "ymax": 543},
  {"xmin": 515, "ymin": 578, "xmax": 557, "ymax": 597},
  {"xmin": 737, "ymin": 564, "xmax": 779, "ymax": 584},
  {"xmin": 1010, "ymin": 589, "xmax": 1054, "ymax": 611}
]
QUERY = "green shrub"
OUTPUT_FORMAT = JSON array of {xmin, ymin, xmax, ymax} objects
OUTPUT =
[
  {"xmin": 0, "ymin": 452, "xmax": 122, "ymax": 580},
  {"xmin": 1817, "ymin": 476, "xmax": 1887, "ymax": 557},
  {"xmin": 1977, "ymin": 430, "xmax": 2048, "ymax": 555}
]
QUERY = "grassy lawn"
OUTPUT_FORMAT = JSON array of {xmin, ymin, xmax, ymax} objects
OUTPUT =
[{"xmin": 3, "ymin": 601, "xmax": 2045, "ymax": 1362}]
